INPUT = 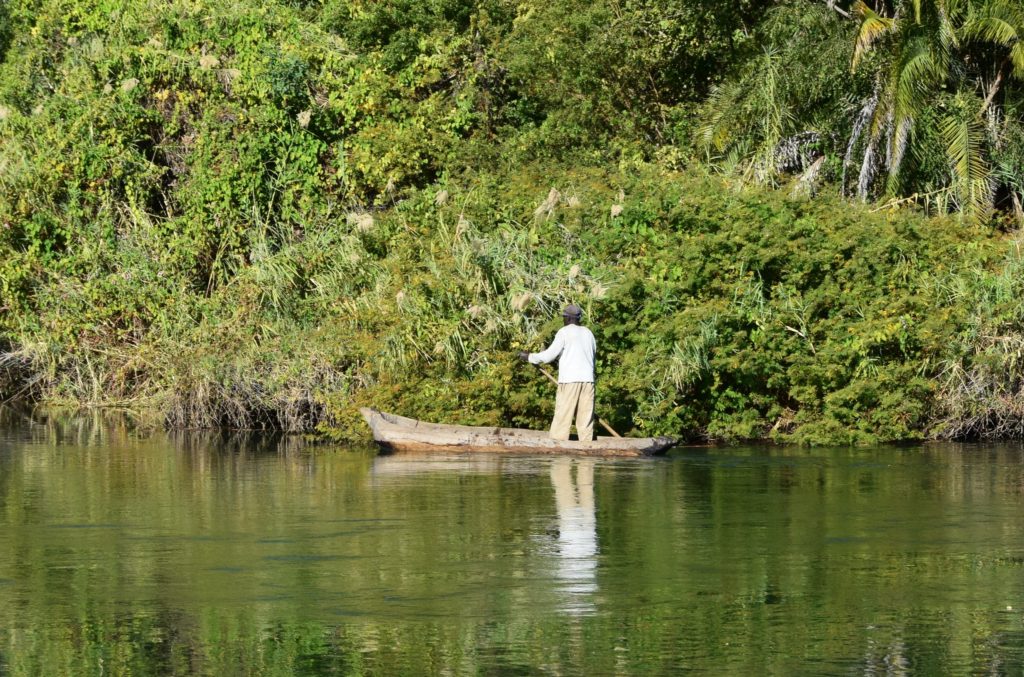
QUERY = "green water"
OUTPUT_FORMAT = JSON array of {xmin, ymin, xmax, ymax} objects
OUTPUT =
[{"xmin": 3, "ymin": 414, "xmax": 1024, "ymax": 674}]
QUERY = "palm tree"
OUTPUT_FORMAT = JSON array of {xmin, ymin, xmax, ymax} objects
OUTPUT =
[
  {"xmin": 697, "ymin": 4, "xmax": 856, "ymax": 188},
  {"xmin": 847, "ymin": 0, "xmax": 1024, "ymax": 223},
  {"xmin": 963, "ymin": 0, "xmax": 1024, "ymax": 115}
]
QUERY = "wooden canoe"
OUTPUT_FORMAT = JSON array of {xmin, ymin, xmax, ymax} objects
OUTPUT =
[{"xmin": 360, "ymin": 408, "xmax": 675, "ymax": 457}]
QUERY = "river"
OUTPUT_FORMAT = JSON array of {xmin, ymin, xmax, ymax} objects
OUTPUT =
[{"xmin": 2, "ymin": 412, "xmax": 1024, "ymax": 674}]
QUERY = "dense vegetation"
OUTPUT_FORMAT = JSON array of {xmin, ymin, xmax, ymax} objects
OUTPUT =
[{"xmin": 1, "ymin": 0, "xmax": 1023, "ymax": 443}]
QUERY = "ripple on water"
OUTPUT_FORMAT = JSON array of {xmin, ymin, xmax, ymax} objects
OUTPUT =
[
  {"xmin": 262, "ymin": 554, "xmax": 360, "ymax": 563},
  {"xmin": 50, "ymin": 523, "xmax": 124, "ymax": 529}
]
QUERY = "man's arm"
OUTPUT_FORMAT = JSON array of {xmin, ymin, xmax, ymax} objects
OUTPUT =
[{"xmin": 529, "ymin": 331, "xmax": 565, "ymax": 365}]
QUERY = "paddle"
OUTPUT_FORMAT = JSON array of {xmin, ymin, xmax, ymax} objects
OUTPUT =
[{"xmin": 532, "ymin": 364, "xmax": 622, "ymax": 438}]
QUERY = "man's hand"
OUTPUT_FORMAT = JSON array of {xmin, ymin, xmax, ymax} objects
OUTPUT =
[{"xmin": 517, "ymin": 351, "xmax": 530, "ymax": 362}]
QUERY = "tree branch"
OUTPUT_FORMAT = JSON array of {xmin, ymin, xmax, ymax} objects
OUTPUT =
[
  {"xmin": 979, "ymin": 57, "xmax": 1010, "ymax": 119},
  {"xmin": 826, "ymin": 1, "xmax": 852, "ymax": 19}
]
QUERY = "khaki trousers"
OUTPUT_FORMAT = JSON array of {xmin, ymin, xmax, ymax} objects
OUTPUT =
[{"xmin": 550, "ymin": 382, "xmax": 595, "ymax": 441}]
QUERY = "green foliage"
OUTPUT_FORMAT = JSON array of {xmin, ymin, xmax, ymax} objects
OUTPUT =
[
  {"xmin": 0, "ymin": 2, "xmax": 12, "ymax": 65},
  {"xmin": 699, "ymin": 0, "xmax": 1024, "ymax": 226},
  {"xmin": 2, "ymin": 0, "xmax": 1024, "ymax": 444},
  {"xmin": 932, "ymin": 237, "xmax": 1024, "ymax": 439},
  {"xmin": 699, "ymin": 3, "xmax": 863, "ymax": 183},
  {"xmin": 1, "ymin": 143, "xmax": 1007, "ymax": 444},
  {"xmin": 580, "ymin": 173, "xmax": 997, "ymax": 443}
]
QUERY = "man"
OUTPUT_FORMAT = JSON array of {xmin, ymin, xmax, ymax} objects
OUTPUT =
[{"xmin": 518, "ymin": 304, "xmax": 597, "ymax": 441}]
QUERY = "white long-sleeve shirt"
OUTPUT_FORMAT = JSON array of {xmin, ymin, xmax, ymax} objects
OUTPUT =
[{"xmin": 529, "ymin": 324, "xmax": 596, "ymax": 383}]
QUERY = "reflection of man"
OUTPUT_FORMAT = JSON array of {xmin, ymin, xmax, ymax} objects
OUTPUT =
[
  {"xmin": 550, "ymin": 457, "xmax": 597, "ymax": 607},
  {"xmin": 518, "ymin": 304, "xmax": 596, "ymax": 441}
]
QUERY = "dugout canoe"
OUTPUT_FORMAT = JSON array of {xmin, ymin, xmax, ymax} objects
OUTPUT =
[{"xmin": 360, "ymin": 408, "xmax": 675, "ymax": 457}]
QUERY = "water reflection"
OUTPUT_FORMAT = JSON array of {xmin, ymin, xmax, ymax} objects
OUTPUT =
[
  {"xmin": 371, "ymin": 453, "xmax": 503, "ymax": 477},
  {"xmin": 549, "ymin": 458, "xmax": 597, "ymax": 615},
  {"xmin": 372, "ymin": 454, "xmax": 601, "ymax": 616},
  {"xmin": 6, "ymin": 415, "xmax": 1024, "ymax": 673}
]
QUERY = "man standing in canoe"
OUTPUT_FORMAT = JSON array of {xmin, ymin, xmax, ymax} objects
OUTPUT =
[{"xmin": 518, "ymin": 304, "xmax": 596, "ymax": 441}]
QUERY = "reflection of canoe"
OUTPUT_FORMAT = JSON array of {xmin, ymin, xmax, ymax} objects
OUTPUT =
[
  {"xmin": 360, "ymin": 408, "xmax": 675, "ymax": 457},
  {"xmin": 371, "ymin": 454, "xmax": 504, "ymax": 477}
]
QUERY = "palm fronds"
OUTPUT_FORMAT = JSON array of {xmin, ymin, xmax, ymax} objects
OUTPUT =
[
  {"xmin": 962, "ymin": 0, "xmax": 1024, "ymax": 64},
  {"xmin": 841, "ymin": 0, "xmax": 1020, "ymax": 223},
  {"xmin": 853, "ymin": 1, "xmax": 897, "ymax": 69},
  {"xmin": 941, "ymin": 105, "xmax": 995, "ymax": 222}
]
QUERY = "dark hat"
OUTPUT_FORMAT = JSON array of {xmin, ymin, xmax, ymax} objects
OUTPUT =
[{"xmin": 562, "ymin": 304, "xmax": 583, "ymax": 319}]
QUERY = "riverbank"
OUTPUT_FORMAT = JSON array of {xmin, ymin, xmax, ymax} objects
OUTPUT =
[{"xmin": 3, "ymin": 164, "xmax": 1024, "ymax": 444}]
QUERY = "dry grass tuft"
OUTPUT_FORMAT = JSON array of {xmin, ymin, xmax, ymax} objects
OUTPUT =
[
  {"xmin": 347, "ymin": 212, "xmax": 375, "ymax": 232},
  {"xmin": 534, "ymin": 187, "xmax": 561, "ymax": 219}
]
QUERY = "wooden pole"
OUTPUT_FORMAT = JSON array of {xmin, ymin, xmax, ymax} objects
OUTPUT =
[{"xmin": 535, "ymin": 365, "xmax": 622, "ymax": 438}]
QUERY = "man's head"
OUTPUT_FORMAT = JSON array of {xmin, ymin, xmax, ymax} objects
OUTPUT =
[{"xmin": 561, "ymin": 304, "xmax": 583, "ymax": 325}]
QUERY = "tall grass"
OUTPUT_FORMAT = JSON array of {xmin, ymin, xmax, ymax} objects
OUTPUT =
[{"xmin": 933, "ymin": 238, "xmax": 1024, "ymax": 439}]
